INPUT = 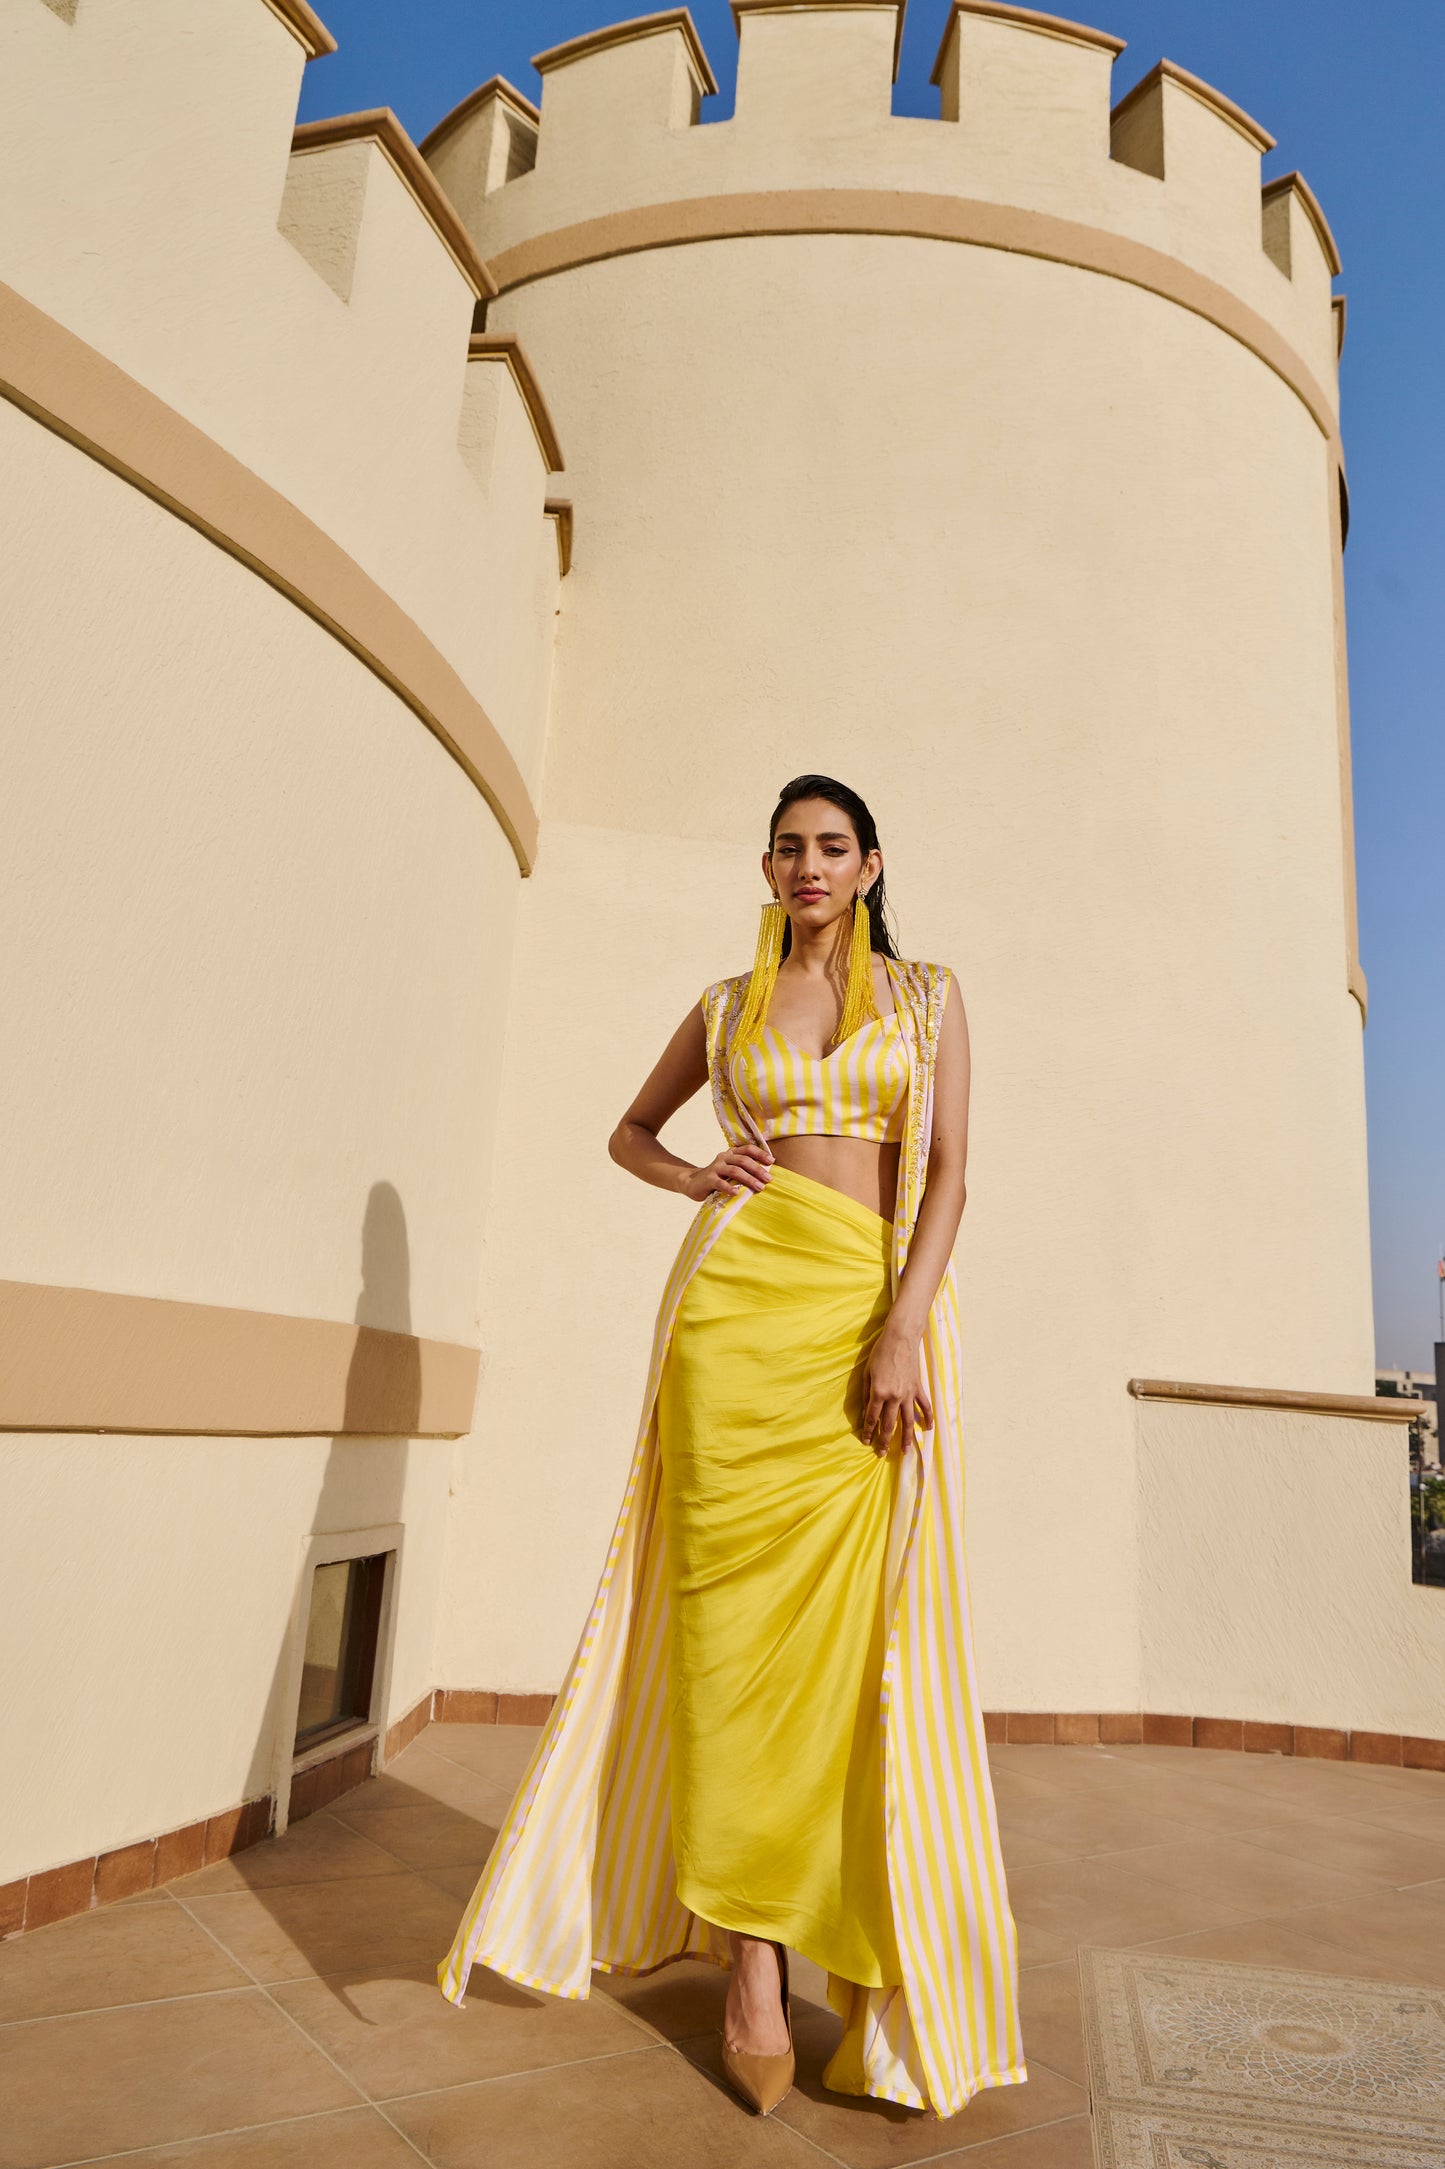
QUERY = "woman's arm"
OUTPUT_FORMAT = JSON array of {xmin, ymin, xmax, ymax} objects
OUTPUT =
[
  {"xmin": 861, "ymin": 976, "xmax": 971, "ymax": 1453},
  {"xmin": 609, "ymin": 1004, "xmax": 774, "ymax": 1204}
]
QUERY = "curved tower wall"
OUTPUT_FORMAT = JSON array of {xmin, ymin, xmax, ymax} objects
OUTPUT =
[
  {"xmin": 0, "ymin": 0, "xmax": 556, "ymax": 1882},
  {"xmin": 434, "ymin": 3, "xmax": 1373, "ymax": 1711}
]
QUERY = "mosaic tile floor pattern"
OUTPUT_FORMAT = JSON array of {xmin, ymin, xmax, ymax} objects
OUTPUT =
[{"xmin": 1082, "ymin": 1946, "xmax": 1445, "ymax": 2168}]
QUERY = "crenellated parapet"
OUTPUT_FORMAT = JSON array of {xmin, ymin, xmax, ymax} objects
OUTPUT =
[{"xmin": 427, "ymin": 0, "xmax": 1342, "ymax": 427}]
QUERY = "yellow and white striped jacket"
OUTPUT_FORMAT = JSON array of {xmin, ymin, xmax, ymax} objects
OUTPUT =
[{"xmin": 438, "ymin": 958, "xmax": 1024, "ymax": 2116}]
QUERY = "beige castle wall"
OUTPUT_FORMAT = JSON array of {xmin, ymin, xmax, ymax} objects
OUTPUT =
[
  {"xmin": 437, "ymin": 7, "xmax": 1374, "ymax": 1718},
  {"xmin": 1139, "ymin": 1402, "xmax": 1445, "ymax": 1740},
  {"xmin": 0, "ymin": 0, "xmax": 551, "ymax": 1877},
  {"xmin": 0, "ymin": 1431, "xmax": 452, "ymax": 1882},
  {"xmin": 0, "ymin": 407, "xmax": 515, "ymax": 1335},
  {"xmin": 437, "ymin": 820, "xmax": 754, "ymax": 1690},
  {"xmin": 0, "ymin": 398, "xmax": 512, "ymax": 1879}
]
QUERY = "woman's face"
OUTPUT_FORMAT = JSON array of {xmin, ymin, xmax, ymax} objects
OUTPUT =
[{"xmin": 764, "ymin": 798, "xmax": 882, "ymax": 941}]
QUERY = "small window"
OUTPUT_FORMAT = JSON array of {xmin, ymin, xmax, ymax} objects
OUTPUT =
[{"xmin": 295, "ymin": 1553, "xmax": 388, "ymax": 1749}]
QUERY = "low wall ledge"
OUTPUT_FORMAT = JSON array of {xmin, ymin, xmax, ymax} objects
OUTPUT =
[{"xmin": 1129, "ymin": 1378, "xmax": 1420, "ymax": 1423}]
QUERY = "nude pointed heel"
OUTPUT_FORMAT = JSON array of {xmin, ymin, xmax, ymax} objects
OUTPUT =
[{"xmin": 721, "ymin": 1942, "xmax": 795, "ymax": 2116}]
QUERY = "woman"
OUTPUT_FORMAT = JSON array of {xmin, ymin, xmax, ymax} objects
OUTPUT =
[{"xmin": 439, "ymin": 777, "xmax": 1024, "ymax": 2119}]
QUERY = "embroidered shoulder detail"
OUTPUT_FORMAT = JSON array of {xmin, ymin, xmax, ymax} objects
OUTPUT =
[
  {"xmin": 891, "ymin": 957, "xmax": 950, "ymax": 998},
  {"xmin": 888, "ymin": 958, "xmax": 952, "ymax": 1049},
  {"xmin": 702, "ymin": 975, "xmax": 754, "ymax": 1147},
  {"xmin": 701, "ymin": 972, "xmax": 749, "ymax": 1013}
]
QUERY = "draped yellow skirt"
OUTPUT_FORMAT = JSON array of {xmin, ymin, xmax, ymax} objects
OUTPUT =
[{"xmin": 657, "ymin": 1163, "xmax": 902, "ymax": 1991}]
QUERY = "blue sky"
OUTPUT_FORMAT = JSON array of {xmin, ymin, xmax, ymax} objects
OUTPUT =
[{"xmin": 300, "ymin": 3, "xmax": 1445, "ymax": 1371}]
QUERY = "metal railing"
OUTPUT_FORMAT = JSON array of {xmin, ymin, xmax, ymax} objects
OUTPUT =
[{"xmin": 1410, "ymin": 1455, "xmax": 1445, "ymax": 1588}]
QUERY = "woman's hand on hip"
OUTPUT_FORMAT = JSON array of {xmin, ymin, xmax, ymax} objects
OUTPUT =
[
  {"xmin": 679, "ymin": 1142, "xmax": 774, "ymax": 1202},
  {"xmin": 862, "ymin": 1321, "xmax": 934, "ymax": 1455}
]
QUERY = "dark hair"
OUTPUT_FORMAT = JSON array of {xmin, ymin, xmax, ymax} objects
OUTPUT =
[{"xmin": 767, "ymin": 773, "xmax": 898, "ymax": 959}]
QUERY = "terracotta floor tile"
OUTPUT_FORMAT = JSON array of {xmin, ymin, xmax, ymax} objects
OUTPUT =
[
  {"xmin": 987, "ymin": 1767, "xmax": 1081, "ymax": 1812},
  {"xmin": 364, "ymin": 1747, "xmax": 512, "ymax": 1819},
  {"xmin": 1132, "ymin": 1915, "xmax": 1431, "ymax": 1978},
  {"xmin": 596, "ymin": 1956, "xmax": 731, "ymax": 2041},
  {"xmin": 995, "ymin": 1790, "xmax": 1200, "ymax": 1857},
  {"xmin": 386, "ymin": 2042, "xmax": 815, "ymax": 2166},
  {"xmin": 181, "ymin": 1870, "xmax": 462, "ymax": 1984},
  {"xmin": 1229, "ymin": 1811, "xmax": 1445, "ymax": 1888},
  {"xmin": 1080, "ymin": 1744, "xmax": 1202, "ymax": 1773},
  {"xmin": 422, "ymin": 1861, "xmax": 489, "ymax": 1906},
  {"xmin": 1349, "ymin": 1795, "xmax": 1445, "ymax": 1842},
  {"xmin": 329, "ymin": 1799, "xmax": 497, "ymax": 1871},
  {"xmin": 1116, "ymin": 1832, "xmax": 1380, "ymax": 1914},
  {"xmin": 1017, "ymin": 1960, "xmax": 1087, "ymax": 2087},
  {"xmin": 931, "ymin": 2116, "xmax": 1095, "ymax": 2168},
  {"xmin": 1091, "ymin": 1774, "xmax": 1311, "ymax": 1835},
  {"xmin": 0, "ymin": 1898, "xmax": 247, "ymax": 2023},
  {"xmin": 413, "ymin": 1724, "xmax": 540, "ymax": 1788},
  {"xmin": 1277, "ymin": 1885, "xmax": 1445, "ymax": 1985},
  {"xmin": 1004, "ymin": 1855, "xmax": 1255, "ymax": 1948},
  {"xmin": 998, "ymin": 1825, "xmax": 1075, "ymax": 1871},
  {"xmin": 1184, "ymin": 1759, "xmax": 1413, "ymax": 1815},
  {"xmin": 985, "ymin": 1747, "xmax": 1139, "ymax": 1793},
  {"xmin": 274, "ymin": 1962, "xmax": 652, "ymax": 2097},
  {"xmin": 1104, "ymin": 1751, "xmax": 1391, "ymax": 1817},
  {"xmin": 1330, "ymin": 1759, "xmax": 1445, "ymax": 1797},
  {"xmin": 1015, "ymin": 1919, "xmax": 1076, "ymax": 1969},
  {"xmin": 180, "ymin": 1812, "xmax": 407, "ymax": 1894},
  {"xmin": 84, "ymin": 2106, "xmax": 424, "ymax": 2165},
  {"xmin": 0, "ymin": 1989, "xmax": 356, "ymax": 2167}
]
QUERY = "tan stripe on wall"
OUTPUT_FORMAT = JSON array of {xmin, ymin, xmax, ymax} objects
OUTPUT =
[
  {"xmin": 0, "ymin": 278, "xmax": 538, "ymax": 874},
  {"xmin": 0, "ymin": 1279, "xmax": 479, "ymax": 1437},
  {"xmin": 486, "ymin": 189, "xmax": 1340, "ymax": 448}
]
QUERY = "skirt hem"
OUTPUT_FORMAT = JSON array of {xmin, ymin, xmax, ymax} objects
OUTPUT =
[
  {"xmin": 675, "ymin": 1878, "xmax": 898, "ymax": 1995},
  {"xmin": 441, "ymin": 1951, "xmax": 1030, "ymax": 2118},
  {"xmin": 822, "ymin": 2064, "xmax": 1032, "ymax": 2118}
]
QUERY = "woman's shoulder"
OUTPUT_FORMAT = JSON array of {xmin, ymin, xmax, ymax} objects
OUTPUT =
[
  {"xmin": 887, "ymin": 956, "xmax": 956, "ymax": 999},
  {"xmin": 701, "ymin": 971, "xmax": 751, "ymax": 1009}
]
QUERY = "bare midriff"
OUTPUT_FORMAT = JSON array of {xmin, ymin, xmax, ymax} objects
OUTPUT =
[{"xmin": 767, "ymin": 1135, "xmax": 899, "ymax": 1225}]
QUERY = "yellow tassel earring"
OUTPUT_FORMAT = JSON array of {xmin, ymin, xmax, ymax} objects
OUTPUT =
[
  {"xmin": 831, "ymin": 890, "xmax": 881, "ymax": 1048},
  {"xmin": 735, "ymin": 895, "xmax": 787, "ymax": 1048}
]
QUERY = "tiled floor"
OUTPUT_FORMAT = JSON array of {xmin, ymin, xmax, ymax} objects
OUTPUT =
[{"xmin": 5, "ymin": 1727, "xmax": 1445, "ymax": 2167}]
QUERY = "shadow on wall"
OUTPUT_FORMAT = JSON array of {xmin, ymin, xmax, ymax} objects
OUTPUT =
[
  {"xmin": 237, "ymin": 1180, "xmax": 424, "ymax": 1991},
  {"xmin": 310, "ymin": 1177, "xmax": 421, "ymax": 1742},
  {"xmin": 337, "ymin": 1180, "xmax": 422, "ymax": 1438}
]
